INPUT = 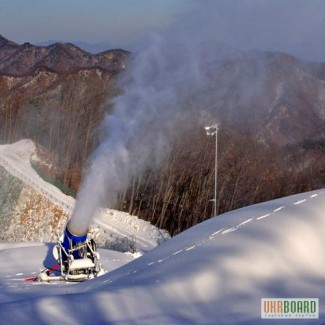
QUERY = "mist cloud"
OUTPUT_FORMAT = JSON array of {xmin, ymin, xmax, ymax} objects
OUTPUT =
[
  {"xmin": 68, "ymin": 3, "xmax": 221, "ymax": 234},
  {"xmin": 68, "ymin": 0, "xmax": 323, "ymax": 234}
]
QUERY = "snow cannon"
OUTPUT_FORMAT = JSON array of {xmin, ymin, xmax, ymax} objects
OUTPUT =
[{"xmin": 38, "ymin": 223, "xmax": 104, "ymax": 282}]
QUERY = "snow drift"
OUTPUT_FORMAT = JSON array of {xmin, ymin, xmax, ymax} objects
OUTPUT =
[{"xmin": 0, "ymin": 189, "xmax": 324, "ymax": 324}]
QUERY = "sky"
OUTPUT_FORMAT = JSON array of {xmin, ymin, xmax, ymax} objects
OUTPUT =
[
  {"xmin": 0, "ymin": 0, "xmax": 189, "ymax": 51},
  {"xmin": 1, "ymin": 0, "xmax": 325, "ymax": 61}
]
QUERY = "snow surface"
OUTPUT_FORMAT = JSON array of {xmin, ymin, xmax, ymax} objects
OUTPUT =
[
  {"xmin": 0, "ymin": 140, "xmax": 325, "ymax": 325},
  {"xmin": 0, "ymin": 188, "xmax": 324, "ymax": 324}
]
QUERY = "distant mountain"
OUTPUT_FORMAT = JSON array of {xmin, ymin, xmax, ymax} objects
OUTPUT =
[
  {"xmin": 206, "ymin": 50, "xmax": 325, "ymax": 145},
  {"xmin": 37, "ymin": 40, "xmax": 116, "ymax": 54},
  {"xmin": 1, "ymin": 34, "xmax": 324, "ymax": 147},
  {"xmin": 0, "ymin": 35, "xmax": 19, "ymax": 62},
  {"xmin": 74, "ymin": 41, "xmax": 116, "ymax": 54},
  {"xmin": 0, "ymin": 34, "xmax": 129, "ymax": 75},
  {"xmin": 0, "ymin": 35, "xmax": 18, "ymax": 47}
]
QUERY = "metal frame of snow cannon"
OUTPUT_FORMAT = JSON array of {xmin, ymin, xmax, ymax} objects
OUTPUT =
[
  {"xmin": 38, "ymin": 227, "xmax": 104, "ymax": 282},
  {"xmin": 58, "ymin": 238, "xmax": 102, "ymax": 282}
]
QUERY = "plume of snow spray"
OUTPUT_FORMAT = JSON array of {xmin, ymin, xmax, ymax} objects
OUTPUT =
[
  {"xmin": 66, "ymin": 0, "xmax": 325, "ymax": 234},
  {"xmin": 67, "ymin": 1, "xmax": 242, "ymax": 234}
]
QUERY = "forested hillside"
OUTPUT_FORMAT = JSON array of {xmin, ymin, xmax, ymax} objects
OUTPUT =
[{"xmin": 0, "ymin": 35, "xmax": 323, "ymax": 235}]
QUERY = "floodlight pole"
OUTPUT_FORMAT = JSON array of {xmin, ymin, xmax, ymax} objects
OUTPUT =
[
  {"xmin": 204, "ymin": 124, "xmax": 219, "ymax": 217},
  {"xmin": 214, "ymin": 125, "xmax": 218, "ymax": 217}
]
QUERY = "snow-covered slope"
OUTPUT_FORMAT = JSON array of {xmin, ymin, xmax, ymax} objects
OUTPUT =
[
  {"xmin": 0, "ymin": 189, "xmax": 324, "ymax": 324},
  {"xmin": 0, "ymin": 140, "xmax": 169, "ymax": 251}
]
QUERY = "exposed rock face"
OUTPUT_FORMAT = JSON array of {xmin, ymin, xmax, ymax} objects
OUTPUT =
[{"xmin": 0, "ymin": 166, "xmax": 68, "ymax": 242}]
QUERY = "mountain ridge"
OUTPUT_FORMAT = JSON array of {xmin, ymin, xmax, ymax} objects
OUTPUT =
[{"xmin": 0, "ymin": 34, "xmax": 129, "ymax": 76}]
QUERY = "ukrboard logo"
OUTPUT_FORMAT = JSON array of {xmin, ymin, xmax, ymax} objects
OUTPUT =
[{"xmin": 261, "ymin": 298, "xmax": 319, "ymax": 319}]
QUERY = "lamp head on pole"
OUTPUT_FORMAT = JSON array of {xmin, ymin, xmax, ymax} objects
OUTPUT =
[{"xmin": 204, "ymin": 124, "xmax": 218, "ymax": 136}]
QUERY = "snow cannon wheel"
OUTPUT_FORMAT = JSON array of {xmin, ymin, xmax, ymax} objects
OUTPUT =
[{"xmin": 53, "ymin": 244, "xmax": 60, "ymax": 261}]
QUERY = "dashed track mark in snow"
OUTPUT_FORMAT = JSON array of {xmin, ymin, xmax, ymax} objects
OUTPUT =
[
  {"xmin": 158, "ymin": 258, "xmax": 168, "ymax": 263},
  {"xmin": 118, "ymin": 192, "xmax": 322, "ymax": 280},
  {"xmin": 222, "ymin": 227, "xmax": 237, "ymax": 235},
  {"xmin": 273, "ymin": 206, "xmax": 284, "ymax": 213},
  {"xmin": 257, "ymin": 213, "xmax": 271, "ymax": 220},
  {"xmin": 209, "ymin": 228, "xmax": 224, "ymax": 239},
  {"xmin": 310, "ymin": 194, "xmax": 318, "ymax": 198},
  {"xmin": 238, "ymin": 218, "xmax": 254, "ymax": 227},
  {"xmin": 294, "ymin": 199, "xmax": 306, "ymax": 205}
]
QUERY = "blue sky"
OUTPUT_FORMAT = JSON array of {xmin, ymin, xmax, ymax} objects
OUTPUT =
[
  {"xmin": 0, "ymin": 0, "xmax": 188, "ymax": 49},
  {"xmin": 1, "ymin": 0, "xmax": 325, "ymax": 61}
]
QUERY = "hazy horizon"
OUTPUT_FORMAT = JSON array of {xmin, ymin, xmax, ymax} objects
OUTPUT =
[{"xmin": 1, "ymin": 0, "xmax": 325, "ymax": 61}]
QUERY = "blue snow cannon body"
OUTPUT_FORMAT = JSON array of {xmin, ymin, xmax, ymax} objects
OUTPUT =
[{"xmin": 62, "ymin": 226, "xmax": 88, "ymax": 260}]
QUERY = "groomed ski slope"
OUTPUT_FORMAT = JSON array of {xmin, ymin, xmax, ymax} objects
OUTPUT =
[{"xmin": 0, "ymin": 189, "xmax": 324, "ymax": 324}]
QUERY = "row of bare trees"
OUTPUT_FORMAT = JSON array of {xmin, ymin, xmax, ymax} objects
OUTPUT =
[
  {"xmin": 0, "ymin": 71, "xmax": 120, "ymax": 192},
  {"xmin": 1, "ymin": 73, "xmax": 323, "ymax": 236},
  {"xmin": 116, "ymin": 127, "xmax": 324, "ymax": 235}
]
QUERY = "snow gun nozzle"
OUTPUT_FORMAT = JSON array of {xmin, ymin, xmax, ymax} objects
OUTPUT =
[{"xmin": 62, "ymin": 225, "xmax": 88, "ymax": 259}]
